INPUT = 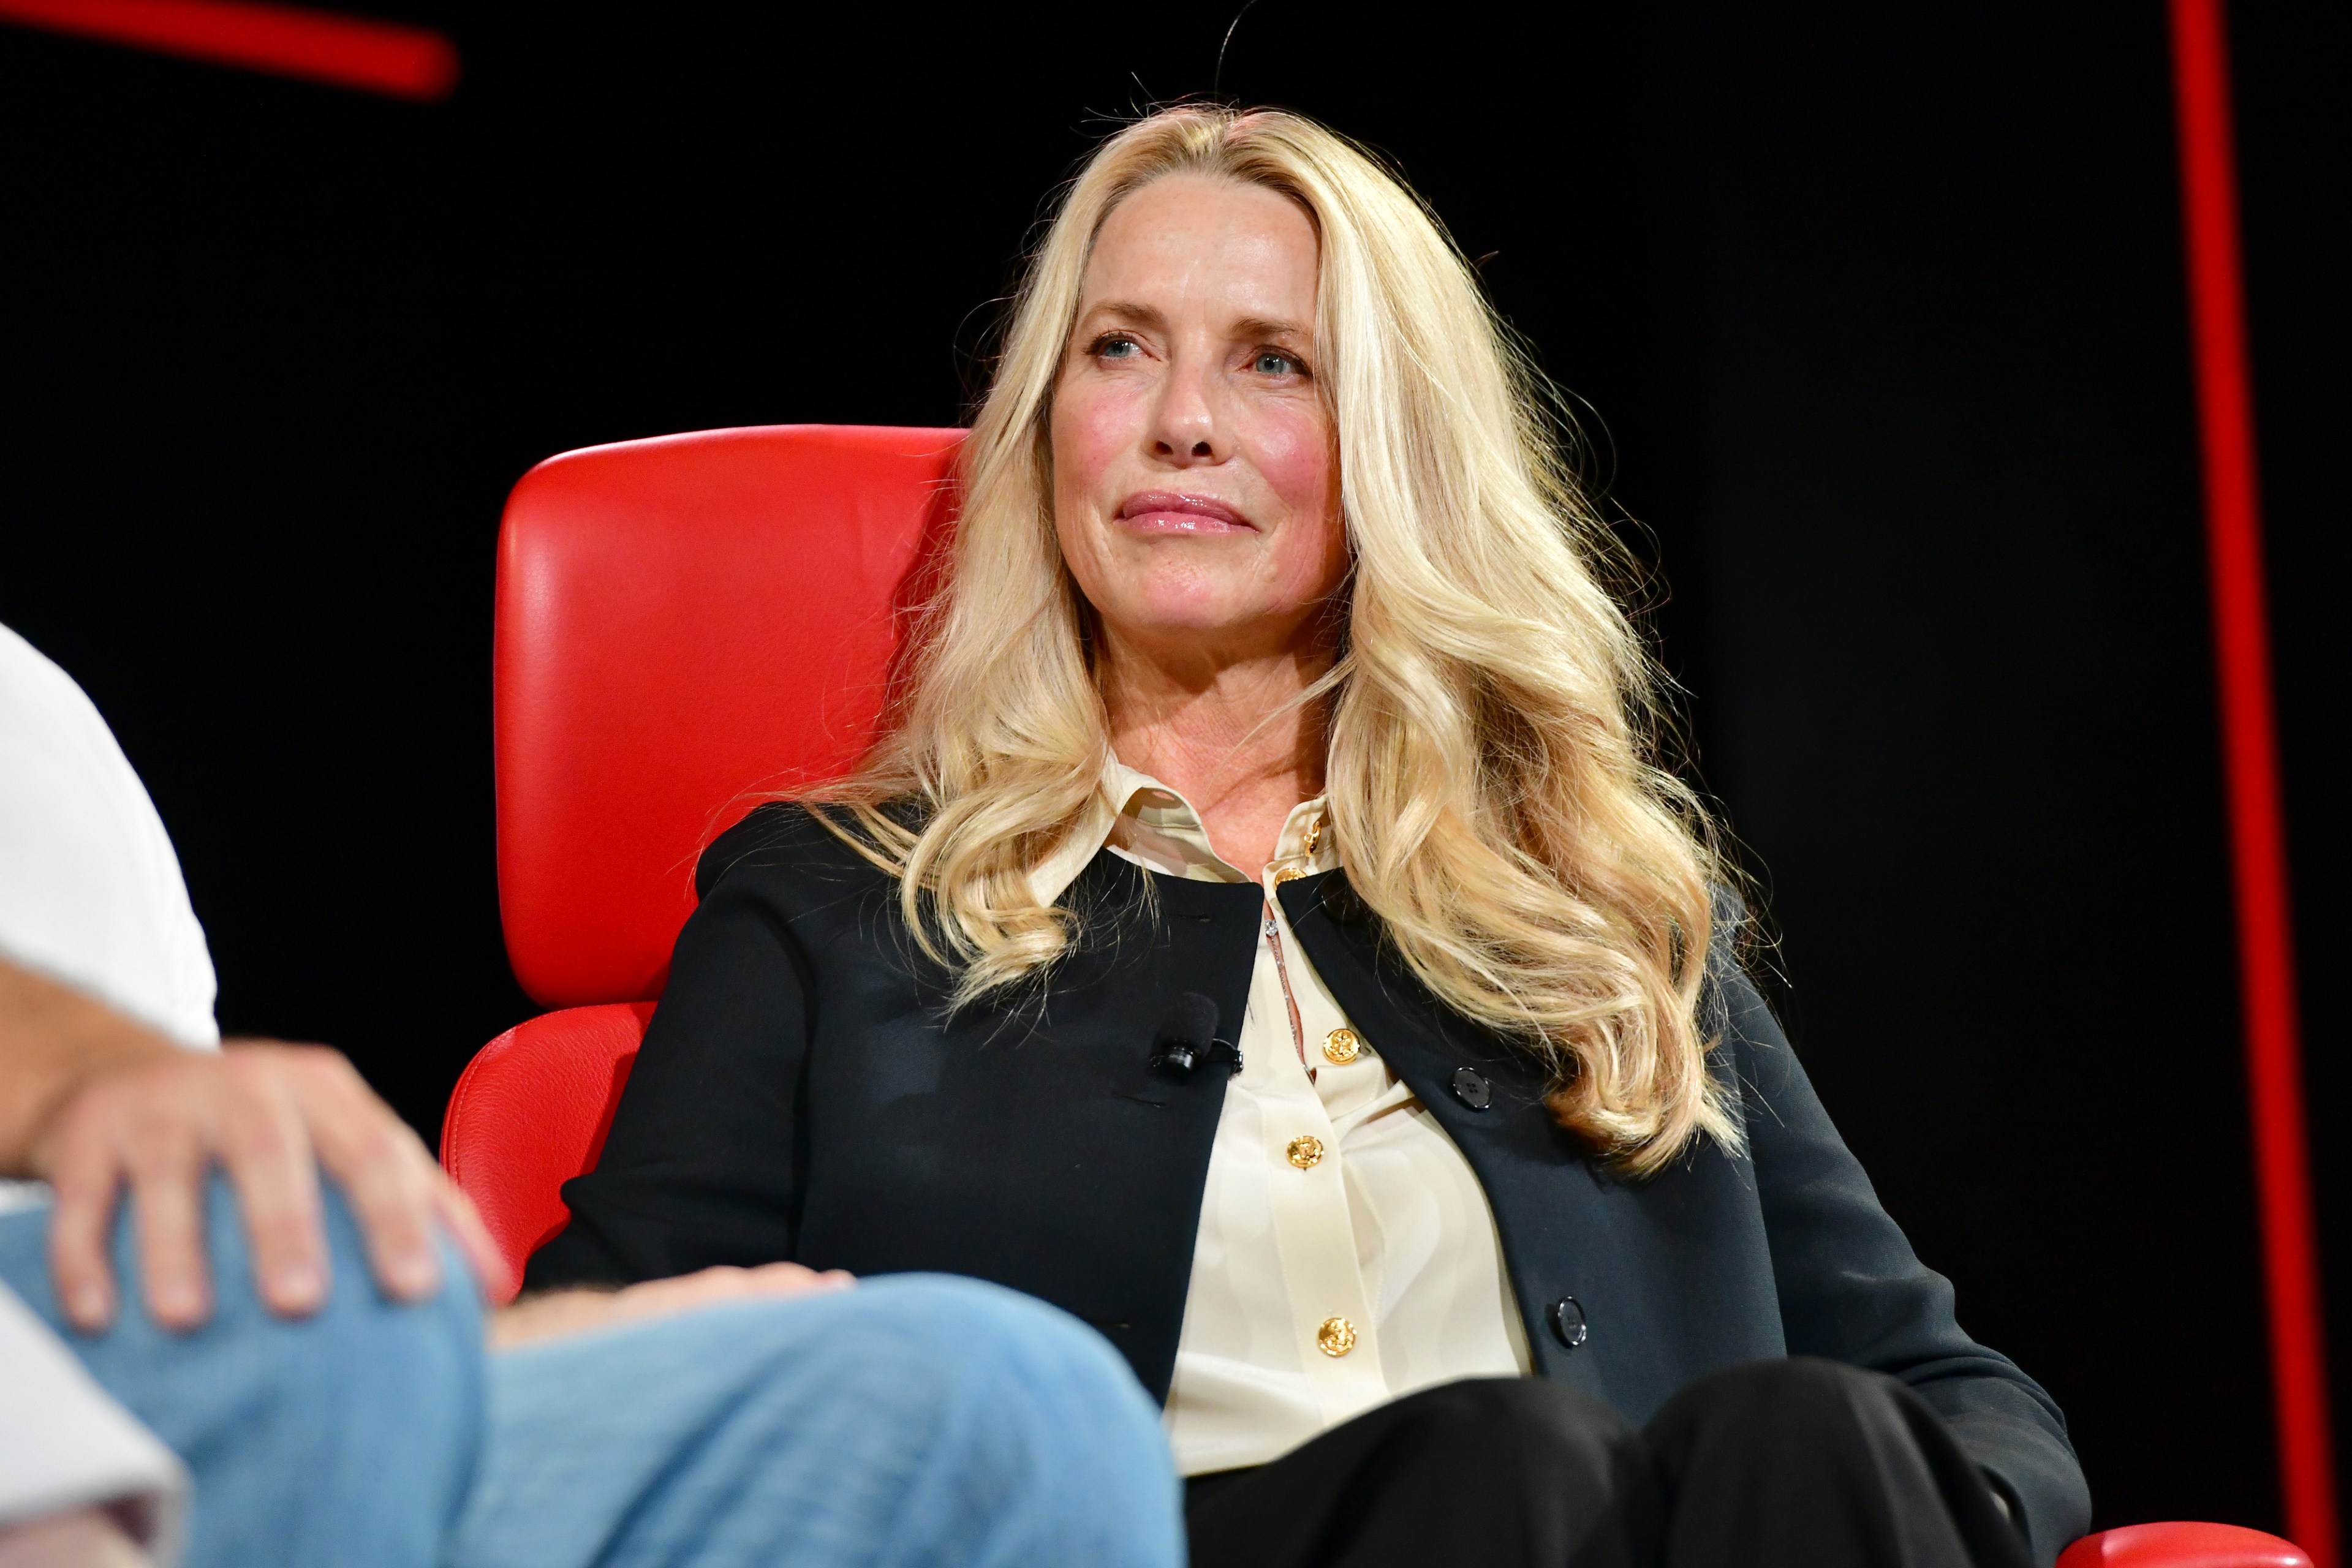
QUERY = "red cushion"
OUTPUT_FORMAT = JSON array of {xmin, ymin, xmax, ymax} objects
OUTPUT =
[
  {"xmin": 494, "ymin": 424, "xmax": 962, "ymax": 1007},
  {"xmin": 2057, "ymin": 1523, "xmax": 2313, "ymax": 1568},
  {"xmin": 440, "ymin": 1001, "xmax": 652, "ymax": 1300}
]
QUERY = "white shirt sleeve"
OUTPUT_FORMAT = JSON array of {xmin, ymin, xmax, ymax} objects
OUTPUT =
[
  {"xmin": 0, "ymin": 623, "xmax": 213, "ymax": 1560},
  {"xmin": 0, "ymin": 1282, "xmax": 189, "ymax": 1562},
  {"xmin": 0, "ymin": 623, "xmax": 219, "ymax": 1049}
]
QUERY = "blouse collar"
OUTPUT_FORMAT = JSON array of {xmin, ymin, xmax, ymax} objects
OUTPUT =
[{"xmin": 1026, "ymin": 756, "xmax": 1337, "ymax": 908}]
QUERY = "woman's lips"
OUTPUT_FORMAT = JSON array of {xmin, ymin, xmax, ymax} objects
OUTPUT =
[{"xmin": 1115, "ymin": 491, "xmax": 1255, "ymax": 535}]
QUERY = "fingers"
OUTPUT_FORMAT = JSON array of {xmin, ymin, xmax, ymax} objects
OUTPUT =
[
  {"xmin": 606, "ymin": 1262, "xmax": 856, "ymax": 1327},
  {"xmin": 280, "ymin": 1049, "xmax": 441, "ymax": 1302},
  {"xmin": 42, "ymin": 1111, "xmax": 126, "ymax": 1333},
  {"xmin": 492, "ymin": 1264, "xmax": 855, "ymax": 1349},
  {"xmin": 39, "ymin": 1061, "xmax": 222, "ymax": 1333},
  {"xmin": 124, "ymin": 1114, "xmax": 213, "ymax": 1333},
  {"xmin": 33, "ymin": 1039, "xmax": 504, "ymax": 1330},
  {"xmin": 751, "ymin": 1262, "xmax": 856, "ymax": 1294},
  {"xmin": 214, "ymin": 1053, "xmax": 327, "ymax": 1316},
  {"xmin": 39, "ymin": 1054, "xmax": 301, "ymax": 1332},
  {"xmin": 487, "ymin": 1286, "xmax": 621, "ymax": 1349}
]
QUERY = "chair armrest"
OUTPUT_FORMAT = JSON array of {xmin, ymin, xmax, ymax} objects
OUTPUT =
[
  {"xmin": 439, "ymin": 1003, "xmax": 654, "ymax": 1300},
  {"xmin": 2057, "ymin": 1521, "xmax": 2312, "ymax": 1568}
]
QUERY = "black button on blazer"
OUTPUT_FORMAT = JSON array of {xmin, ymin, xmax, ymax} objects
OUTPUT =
[{"xmin": 529, "ymin": 804, "xmax": 2090, "ymax": 1563}]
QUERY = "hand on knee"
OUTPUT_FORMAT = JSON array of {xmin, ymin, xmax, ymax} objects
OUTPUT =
[{"xmin": 490, "ymin": 1262, "xmax": 854, "ymax": 1348}]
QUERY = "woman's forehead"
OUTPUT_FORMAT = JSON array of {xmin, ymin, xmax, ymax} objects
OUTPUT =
[{"xmin": 1080, "ymin": 175, "xmax": 1319, "ymax": 323}]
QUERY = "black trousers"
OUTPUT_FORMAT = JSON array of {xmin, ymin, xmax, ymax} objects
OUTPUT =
[{"xmin": 1184, "ymin": 1359, "xmax": 2035, "ymax": 1568}]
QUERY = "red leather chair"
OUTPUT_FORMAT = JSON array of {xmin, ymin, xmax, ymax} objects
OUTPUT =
[
  {"xmin": 439, "ymin": 424, "xmax": 2312, "ymax": 1568},
  {"xmin": 442, "ymin": 423, "xmax": 960, "ymax": 1288}
]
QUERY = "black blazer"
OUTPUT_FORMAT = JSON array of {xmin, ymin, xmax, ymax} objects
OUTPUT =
[{"xmin": 530, "ymin": 804, "xmax": 2092, "ymax": 1562}]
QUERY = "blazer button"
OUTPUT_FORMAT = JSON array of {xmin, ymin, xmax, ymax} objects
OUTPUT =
[
  {"xmin": 1548, "ymin": 1297, "xmax": 1588, "ymax": 1351},
  {"xmin": 1449, "ymin": 1066, "xmax": 1492, "ymax": 1111}
]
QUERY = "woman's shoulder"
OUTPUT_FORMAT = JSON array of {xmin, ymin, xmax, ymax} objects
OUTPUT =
[
  {"xmin": 1698, "ymin": 883, "xmax": 1784, "ymax": 1087},
  {"xmin": 691, "ymin": 799, "xmax": 915, "ymax": 902}
]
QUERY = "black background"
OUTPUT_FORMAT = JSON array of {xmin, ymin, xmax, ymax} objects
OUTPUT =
[{"xmin": 1, "ymin": 0, "xmax": 2340, "ymax": 1540}]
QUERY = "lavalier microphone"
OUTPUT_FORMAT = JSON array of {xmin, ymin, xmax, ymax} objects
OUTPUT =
[{"xmin": 1152, "ymin": 992, "xmax": 1239, "ymax": 1077}]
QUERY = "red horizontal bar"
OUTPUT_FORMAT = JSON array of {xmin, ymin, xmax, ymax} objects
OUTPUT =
[
  {"xmin": 0, "ymin": 0, "xmax": 456, "ymax": 100},
  {"xmin": 2166, "ymin": 0, "xmax": 2339, "ymax": 1562}
]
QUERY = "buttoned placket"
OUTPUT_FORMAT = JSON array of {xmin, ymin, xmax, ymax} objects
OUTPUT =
[
  {"xmin": 1086, "ymin": 760, "xmax": 1535, "ymax": 1472},
  {"xmin": 1247, "ymin": 807, "xmax": 1392, "ymax": 1426}
]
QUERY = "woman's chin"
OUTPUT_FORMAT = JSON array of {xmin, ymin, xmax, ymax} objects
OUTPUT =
[{"xmin": 1099, "ymin": 596, "xmax": 1299, "ymax": 656}]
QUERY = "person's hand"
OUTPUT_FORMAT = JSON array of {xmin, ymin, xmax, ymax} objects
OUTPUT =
[
  {"xmin": 0, "ymin": 1509, "xmax": 151, "ymax": 1568},
  {"xmin": 26, "ymin": 1041, "xmax": 509, "ymax": 1333},
  {"xmin": 490, "ymin": 1262, "xmax": 854, "ymax": 1349}
]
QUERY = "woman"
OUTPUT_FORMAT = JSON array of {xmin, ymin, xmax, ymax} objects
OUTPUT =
[{"xmin": 528, "ymin": 105, "xmax": 2091, "ymax": 1568}]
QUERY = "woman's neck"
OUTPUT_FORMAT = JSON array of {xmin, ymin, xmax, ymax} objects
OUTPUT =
[{"xmin": 1097, "ymin": 626, "xmax": 1333, "ymax": 875}]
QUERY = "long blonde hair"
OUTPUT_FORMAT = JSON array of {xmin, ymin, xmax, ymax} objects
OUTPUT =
[{"xmin": 818, "ymin": 105, "xmax": 1741, "ymax": 1175}]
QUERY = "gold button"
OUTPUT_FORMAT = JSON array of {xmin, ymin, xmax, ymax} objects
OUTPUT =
[
  {"xmin": 1322, "ymin": 1027, "xmax": 1363, "ymax": 1065},
  {"xmin": 1272, "ymin": 865, "xmax": 1304, "ymax": 884},
  {"xmin": 1317, "ymin": 1316, "xmax": 1357, "ymax": 1357},
  {"xmin": 1286, "ymin": 1134, "xmax": 1324, "ymax": 1169}
]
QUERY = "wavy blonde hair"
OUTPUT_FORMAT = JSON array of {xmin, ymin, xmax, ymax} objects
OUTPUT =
[{"xmin": 817, "ymin": 104, "xmax": 1740, "ymax": 1175}]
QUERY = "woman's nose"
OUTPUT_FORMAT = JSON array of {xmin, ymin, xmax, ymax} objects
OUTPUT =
[{"xmin": 1148, "ymin": 364, "xmax": 1226, "ymax": 464}]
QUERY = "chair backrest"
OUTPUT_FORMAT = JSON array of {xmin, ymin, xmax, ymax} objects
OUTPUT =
[{"xmin": 495, "ymin": 424, "xmax": 962, "ymax": 1007}]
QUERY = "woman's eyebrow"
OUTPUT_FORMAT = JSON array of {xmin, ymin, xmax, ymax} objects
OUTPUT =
[
  {"xmin": 1231, "ymin": 315, "xmax": 1312, "ymax": 345},
  {"xmin": 1076, "ymin": 303, "xmax": 1310, "ymax": 345},
  {"xmin": 1081, "ymin": 301, "xmax": 1171, "ymax": 333}
]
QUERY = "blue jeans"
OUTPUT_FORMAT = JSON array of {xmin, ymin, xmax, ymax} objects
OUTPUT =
[{"xmin": 0, "ymin": 1180, "xmax": 1182, "ymax": 1568}]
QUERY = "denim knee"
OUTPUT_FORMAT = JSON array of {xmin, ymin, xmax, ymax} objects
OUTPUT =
[
  {"xmin": 857, "ymin": 1276, "xmax": 1159, "ymax": 1423},
  {"xmin": 847, "ymin": 1274, "xmax": 1143, "ymax": 1401},
  {"xmin": 2, "ymin": 1175, "xmax": 485, "ymax": 1568},
  {"xmin": 452, "ymin": 1273, "xmax": 1178, "ymax": 1568},
  {"xmin": 822, "ymin": 1273, "xmax": 1182, "ymax": 1568},
  {"xmin": 183, "ymin": 1171, "xmax": 486, "ymax": 1430}
]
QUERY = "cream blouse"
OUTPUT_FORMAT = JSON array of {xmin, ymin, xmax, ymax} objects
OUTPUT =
[{"xmin": 1029, "ymin": 760, "xmax": 1532, "ymax": 1477}]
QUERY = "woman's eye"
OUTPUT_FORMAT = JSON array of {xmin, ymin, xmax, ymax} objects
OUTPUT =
[
  {"xmin": 1253, "ymin": 350, "xmax": 1299, "ymax": 376},
  {"xmin": 1093, "ymin": 335, "xmax": 1141, "ymax": 360}
]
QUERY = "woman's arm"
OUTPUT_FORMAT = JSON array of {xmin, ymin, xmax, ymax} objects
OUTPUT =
[
  {"xmin": 523, "ymin": 848, "xmax": 818, "ymax": 1290},
  {"xmin": 1722, "ymin": 951, "xmax": 2093, "ymax": 1562}
]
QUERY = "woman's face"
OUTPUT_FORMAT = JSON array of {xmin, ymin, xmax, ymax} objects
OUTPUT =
[{"xmin": 1050, "ymin": 173, "xmax": 1348, "ymax": 668}]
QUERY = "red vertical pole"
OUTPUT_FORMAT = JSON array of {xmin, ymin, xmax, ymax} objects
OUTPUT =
[{"xmin": 2165, "ymin": 1, "xmax": 2339, "ymax": 1561}]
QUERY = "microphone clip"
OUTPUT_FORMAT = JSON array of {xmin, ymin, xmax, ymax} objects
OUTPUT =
[
  {"xmin": 1151, "ymin": 992, "xmax": 1239, "ymax": 1079},
  {"xmin": 1153, "ymin": 1038, "xmax": 1242, "ymax": 1078}
]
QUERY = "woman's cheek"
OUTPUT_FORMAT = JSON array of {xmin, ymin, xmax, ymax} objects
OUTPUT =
[
  {"xmin": 1244, "ymin": 400, "xmax": 1347, "ymax": 597},
  {"xmin": 1050, "ymin": 380, "xmax": 1139, "ymax": 612},
  {"xmin": 1242, "ymin": 399, "xmax": 1336, "ymax": 521},
  {"xmin": 1053, "ymin": 379, "xmax": 1144, "ymax": 490}
]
